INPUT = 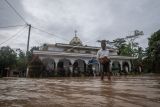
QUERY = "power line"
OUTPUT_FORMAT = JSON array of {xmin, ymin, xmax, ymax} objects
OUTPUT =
[
  {"xmin": 0, "ymin": 24, "xmax": 25, "ymax": 29},
  {"xmin": 32, "ymin": 26, "xmax": 69, "ymax": 42},
  {"xmin": 30, "ymin": 39, "xmax": 40, "ymax": 46},
  {"xmin": 0, "ymin": 26, "xmax": 27, "ymax": 46},
  {"xmin": 4, "ymin": 0, "xmax": 27, "ymax": 24},
  {"xmin": 29, "ymin": 30, "xmax": 48, "ymax": 44},
  {"xmin": 32, "ymin": 26, "xmax": 68, "ymax": 41},
  {"xmin": 5, "ymin": 26, "xmax": 27, "ymax": 45},
  {"xmin": 33, "ymin": 39, "xmax": 41, "ymax": 45}
]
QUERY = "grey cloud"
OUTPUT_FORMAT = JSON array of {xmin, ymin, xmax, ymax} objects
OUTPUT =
[
  {"xmin": 0, "ymin": 0, "xmax": 28, "ymax": 25},
  {"xmin": 0, "ymin": 0, "xmax": 160, "ymax": 51}
]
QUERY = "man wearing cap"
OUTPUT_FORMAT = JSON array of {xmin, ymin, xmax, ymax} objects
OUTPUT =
[{"xmin": 97, "ymin": 40, "xmax": 111, "ymax": 80}]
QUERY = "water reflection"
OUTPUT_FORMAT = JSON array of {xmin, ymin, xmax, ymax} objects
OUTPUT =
[{"xmin": 0, "ymin": 75, "xmax": 160, "ymax": 107}]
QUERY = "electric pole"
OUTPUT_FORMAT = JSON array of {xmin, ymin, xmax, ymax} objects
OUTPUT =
[
  {"xmin": 26, "ymin": 24, "xmax": 31, "ymax": 54},
  {"xmin": 26, "ymin": 24, "xmax": 31, "ymax": 77}
]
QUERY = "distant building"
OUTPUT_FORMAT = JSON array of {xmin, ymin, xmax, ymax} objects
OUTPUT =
[{"xmin": 32, "ymin": 32, "xmax": 136, "ymax": 77}]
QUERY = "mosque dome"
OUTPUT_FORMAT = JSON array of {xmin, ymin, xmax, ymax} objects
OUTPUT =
[{"xmin": 69, "ymin": 30, "xmax": 83, "ymax": 46}]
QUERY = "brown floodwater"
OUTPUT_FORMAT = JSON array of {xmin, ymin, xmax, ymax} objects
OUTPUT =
[{"xmin": 0, "ymin": 74, "xmax": 160, "ymax": 107}]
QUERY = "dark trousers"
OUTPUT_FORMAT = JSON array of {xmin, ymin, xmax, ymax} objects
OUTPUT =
[{"xmin": 100, "ymin": 62, "xmax": 111, "ymax": 80}]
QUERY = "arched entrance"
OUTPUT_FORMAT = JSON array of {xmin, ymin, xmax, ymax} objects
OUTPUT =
[
  {"xmin": 122, "ymin": 61, "xmax": 129, "ymax": 74},
  {"xmin": 112, "ymin": 61, "xmax": 121, "ymax": 75},
  {"xmin": 57, "ymin": 58, "xmax": 71, "ymax": 77},
  {"xmin": 73, "ymin": 59, "xmax": 86, "ymax": 76},
  {"xmin": 42, "ymin": 58, "xmax": 55, "ymax": 77}
]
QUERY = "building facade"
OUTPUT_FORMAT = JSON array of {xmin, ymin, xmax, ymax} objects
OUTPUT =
[{"xmin": 32, "ymin": 34, "xmax": 136, "ymax": 77}]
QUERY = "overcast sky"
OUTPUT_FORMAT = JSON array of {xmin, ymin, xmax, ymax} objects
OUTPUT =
[{"xmin": 0, "ymin": 0, "xmax": 160, "ymax": 51}]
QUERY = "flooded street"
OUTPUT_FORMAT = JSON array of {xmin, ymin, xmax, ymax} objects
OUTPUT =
[{"xmin": 0, "ymin": 74, "xmax": 160, "ymax": 107}]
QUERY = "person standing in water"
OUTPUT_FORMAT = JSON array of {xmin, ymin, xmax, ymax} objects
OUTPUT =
[{"xmin": 97, "ymin": 40, "xmax": 111, "ymax": 80}]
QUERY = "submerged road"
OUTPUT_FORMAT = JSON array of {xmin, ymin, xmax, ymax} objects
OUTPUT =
[{"xmin": 0, "ymin": 74, "xmax": 160, "ymax": 107}]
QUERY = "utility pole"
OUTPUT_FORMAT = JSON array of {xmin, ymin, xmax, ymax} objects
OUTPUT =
[
  {"xmin": 26, "ymin": 24, "xmax": 31, "ymax": 77},
  {"xmin": 26, "ymin": 24, "xmax": 31, "ymax": 54}
]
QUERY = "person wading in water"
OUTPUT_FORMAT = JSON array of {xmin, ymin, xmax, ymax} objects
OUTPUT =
[{"xmin": 97, "ymin": 40, "xmax": 111, "ymax": 80}]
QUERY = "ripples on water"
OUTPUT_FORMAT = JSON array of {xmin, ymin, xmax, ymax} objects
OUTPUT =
[{"xmin": 0, "ymin": 75, "xmax": 160, "ymax": 107}]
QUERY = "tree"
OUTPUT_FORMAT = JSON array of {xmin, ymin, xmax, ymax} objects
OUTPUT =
[
  {"xmin": 112, "ymin": 37, "xmax": 146, "ymax": 72},
  {"xmin": 112, "ymin": 38, "xmax": 137, "ymax": 56},
  {"xmin": 16, "ymin": 49, "xmax": 27, "ymax": 77},
  {"xmin": 112, "ymin": 38, "xmax": 126, "ymax": 55},
  {"xmin": 0, "ymin": 46, "xmax": 17, "ymax": 76},
  {"xmin": 119, "ymin": 43, "xmax": 133, "ymax": 56},
  {"xmin": 26, "ymin": 46, "xmax": 39, "ymax": 63},
  {"xmin": 0, "ymin": 46, "xmax": 40, "ymax": 77},
  {"xmin": 28, "ymin": 55, "xmax": 44, "ymax": 77},
  {"xmin": 144, "ymin": 30, "xmax": 160, "ymax": 73}
]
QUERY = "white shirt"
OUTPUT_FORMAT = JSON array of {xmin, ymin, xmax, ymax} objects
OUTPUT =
[{"xmin": 97, "ymin": 48, "xmax": 109, "ymax": 59}]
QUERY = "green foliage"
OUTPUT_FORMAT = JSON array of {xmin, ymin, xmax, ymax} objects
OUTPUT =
[
  {"xmin": 118, "ymin": 43, "xmax": 133, "ymax": 56},
  {"xmin": 16, "ymin": 49, "xmax": 26, "ymax": 72},
  {"xmin": 28, "ymin": 55, "xmax": 44, "ymax": 77},
  {"xmin": 144, "ymin": 30, "xmax": 160, "ymax": 73},
  {"xmin": 0, "ymin": 46, "xmax": 40, "ymax": 77},
  {"xmin": 0, "ymin": 46, "xmax": 17, "ymax": 69},
  {"xmin": 113, "ymin": 39, "xmax": 143, "ymax": 57},
  {"xmin": 113, "ymin": 37, "xmax": 146, "ymax": 72},
  {"xmin": 26, "ymin": 46, "xmax": 39, "ymax": 62}
]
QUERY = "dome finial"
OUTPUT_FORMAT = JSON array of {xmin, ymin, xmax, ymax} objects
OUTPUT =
[
  {"xmin": 69, "ymin": 30, "xmax": 83, "ymax": 46},
  {"xmin": 74, "ymin": 30, "xmax": 77, "ymax": 37}
]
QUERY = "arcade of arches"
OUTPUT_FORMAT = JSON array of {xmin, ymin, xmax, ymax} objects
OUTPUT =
[{"xmin": 27, "ymin": 55, "xmax": 133, "ymax": 77}]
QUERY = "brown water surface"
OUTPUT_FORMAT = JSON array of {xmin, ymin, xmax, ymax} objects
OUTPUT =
[{"xmin": 0, "ymin": 74, "xmax": 160, "ymax": 107}]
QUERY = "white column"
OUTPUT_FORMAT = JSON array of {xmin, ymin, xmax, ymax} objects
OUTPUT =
[
  {"xmin": 84, "ymin": 60, "xmax": 88, "ymax": 65},
  {"xmin": 85, "ymin": 59, "xmax": 89, "ymax": 73},
  {"xmin": 54, "ymin": 58, "xmax": 59, "ymax": 73},
  {"xmin": 69, "ymin": 59, "xmax": 74, "ymax": 74},
  {"xmin": 119, "ymin": 60, "xmax": 123, "ymax": 71},
  {"xmin": 70, "ymin": 59, "xmax": 74, "ymax": 65}
]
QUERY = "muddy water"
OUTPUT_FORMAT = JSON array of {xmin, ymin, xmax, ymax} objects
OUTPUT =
[{"xmin": 0, "ymin": 74, "xmax": 160, "ymax": 107}]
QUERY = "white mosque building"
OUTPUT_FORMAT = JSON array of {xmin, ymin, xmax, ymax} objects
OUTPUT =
[{"xmin": 32, "ymin": 32, "xmax": 136, "ymax": 76}]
